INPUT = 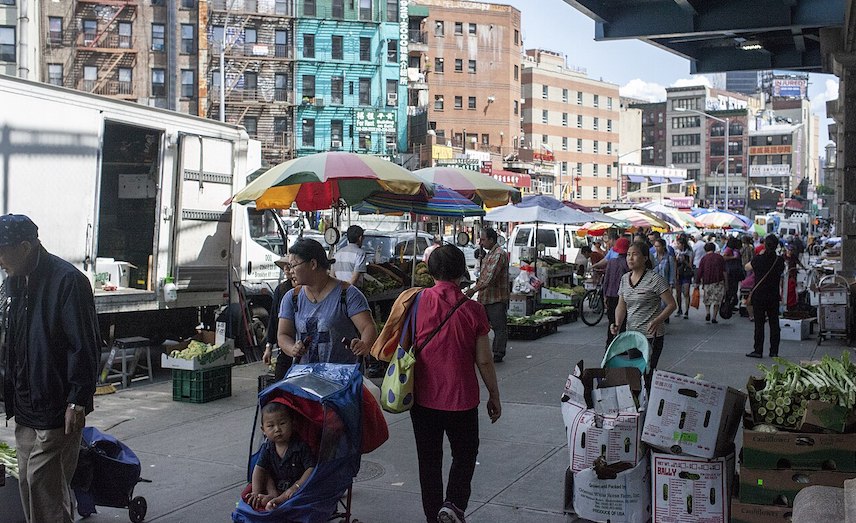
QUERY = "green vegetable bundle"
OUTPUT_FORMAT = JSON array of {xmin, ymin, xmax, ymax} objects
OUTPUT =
[
  {"xmin": 749, "ymin": 352, "xmax": 856, "ymax": 429},
  {"xmin": 169, "ymin": 340, "xmax": 221, "ymax": 361},
  {"xmin": 0, "ymin": 441, "xmax": 18, "ymax": 479}
]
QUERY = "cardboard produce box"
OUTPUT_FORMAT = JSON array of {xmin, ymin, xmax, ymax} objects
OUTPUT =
[
  {"xmin": 738, "ymin": 466, "xmax": 856, "ymax": 507},
  {"xmin": 160, "ymin": 330, "xmax": 234, "ymax": 371},
  {"xmin": 507, "ymin": 293, "xmax": 534, "ymax": 317},
  {"xmin": 778, "ymin": 318, "xmax": 810, "ymax": 341},
  {"xmin": 743, "ymin": 414, "xmax": 856, "ymax": 472},
  {"xmin": 729, "ymin": 499, "xmax": 793, "ymax": 523},
  {"xmin": 573, "ymin": 458, "xmax": 651, "ymax": 523},
  {"xmin": 643, "ymin": 370, "xmax": 746, "ymax": 459},
  {"xmin": 651, "ymin": 451, "xmax": 735, "ymax": 523}
]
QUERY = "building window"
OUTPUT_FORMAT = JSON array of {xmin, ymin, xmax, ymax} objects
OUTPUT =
[
  {"xmin": 47, "ymin": 64, "xmax": 63, "ymax": 86},
  {"xmin": 607, "ymin": 142, "xmax": 612, "ymax": 154},
  {"xmin": 672, "ymin": 133, "xmax": 701, "ymax": 146},
  {"xmin": 386, "ymin": 79, "xmax": 397, "ymax": 104},
  {"xmin": 593, "ymin": 164, "xmax": 599, "ymax": 176},
  {"xmin": 593, "ymin": 141, "xmax": 598, "ymax": 153},
  {"xmin": 593, "ymin": 94, "xmax": 599, "ymax": 107},
  {"xmin": 359, "ymin": 77, "xmax": 371, "ymax": 105},
  {"xmin": 671, "ymin": 151, "xmax": 700, "ymax": 164},
  {"xmin": 454, "ymin": 96, "xmax": 462, "ymax": 109},
  {"xmin": 386, "ymin": 0, "xmax": 398, "ymax": 22},
  {"xmin": 593, "ymin": 117, "xmax": 599, "ymax": 130},
  {"xmin": 577, "ymin": 91, "xmax": 583, "ymax": 105},
  {"xmin": 481, "ymin": 134, "xmax": 489, "ymax": 145},
  {"xmin": 434, "ymin": 57, "xmax": 444, "ymax": 73},
  {"xmin": 151, "ymin": 68, "xmax": 166, "ymax": 97},
  {"xmin": 513, "ymin": 100, "xmax": 518, "ymax": 115},
  {"xmin": 359, "ymin": 37, "xmax": 371, "ymax": 61},
  {"xmin": 331, "ymin": 35, "xmax": 343, "ymax": 59},
  {"xmin": 245, "ymin": 27, "xmax": 257, "ymax": 47},
  {"xmin": 302, "ymin": 119, "xmax": 315, "ymax": 146},
  {"xmin": 454, "ymin": 22, "xmax": 463, "ymax": 35},
  {"xmin": 577, "ymin": 115, "xmax": 583, "ymax": 129},
  {"xmin": 151, "ymin": 24, "xmax": 164, "ymax": 51},
  {"xmin": 542, "ymin": 85, "xmax": 548, "ymax": 99},
  {"xmin": 275, "ymin": 30, "xmax": 288, "ymax": 57},
  {"xmin": 607, "ymin": 97, "xmax": 613, "ymax": 110},
  {"xmin": 514, "ymin": 65, "xmax": 519, "ymax": 80},
  {"xmin": 542, "ymin": 134, "xmax": 548, "ymax": 144},
  {"xmin": 304, "ymin": 0, "xmax": 316, "ymax": 16},
  {"xmin": 671, "ymin": 97, "xmax": 699, "ymax": 111},
  {"xmin": 514, "ymin": 29, "xmax": 519, "ymax": 45},
  {"xmin": 332, "ymin": 0, "xmax": 344, "ymax": 18},
  {"xmin": 454, "ymin": 58, "xmax": 462, "ymax": 72},
  {"xmin": 672, "ymin": 116, "xmax": 700, "ymax": 129},
  {"xmin": 469, "ymin": 23, "xmax": 477, "ymax": 35},
  {"xmin": 387, "ymin": 41, "xmax": 396, "ymax": 63},
  {"xmin": 434, "ymin": 95, "xmax": 444, "ymax": 110},
  {"xmin": 561, "ymin": 162, "xmax": 568, "ymax": 174},
  {"xmin": 181, "ymin": 0, "xmax": 197, "ymax": 7},
  {"xmin": 562, "ymin": 137, "xmax": 568, "ymax": 151},
  {"xmin": 303, "ymin": 34, "xmax": 315, "ymax": 58},
  {"xmin": 562, "ymin": 113, "xmax": 568, "ymax": 127},
  {"xmin": 359, "ymin": 0, "xmax": 372, "ymax": 21},
  {"xmin": 541, "ymin": 110, "xmax": 548, "ymax": 123},
  {"xmin": 359, "ymin": 133, "xmax": 371, "ymax": 149},
  {"xmin": 330, "ymin": 76, "xmax": 343, "ymax": 104},
  {"xmin": 435, "ymin": 20, "xmax": 444, "ymax": 37},
  {"xmin": 180, "ymin": 24, "xmax": 194, "ymax": 54},
  {"xmin": 82, "ymin": 19, "xmax": 96, "ymax": 45},
  {"xmin": 468, "ymin": 96, "xmax": 476, "ymax": 109},
  {"xmin": 607, "ymin": 119, "xmax": 613, "ymax": 132},
  {"xmin": 606, "ymin": 164, "xmax": 612, "ymax": 176},
  {"xmin": 117, "ymin": 23, "xmax": 132, "ymax": 48},
  {"xmin": 180, "ymin": 69, "xmax": 194, "ymax": 98},
  {"xmin": 275, "ymin": 73, "xmax": 289, "ymax": 101},
  {"xmin": 48, "ymin": 17, "xmax": 62, "ymax": 45},
  {"xmin": 273, "ymin": 117, "xmax": 289, "ymax": 143},
  {"xmin": 577, "ymin": 163, "xmax": 582, "ymax": 175},
  {"xmin": 468, "ymin": 60, "xmax": 476, "ymax": 73},
  {"xmin": 577, "ymin": 139, "xmax": 582, "ymax": 152},
  {"xmin": 562, "ymin": 88, "xmax": 568, "ymax": 103},
  {"xmin": 244, "ymin": 117, "xmax": 257, "ymax": 138},
  {"xmin": 243, "ymin": 72, "xmax": 257, "ymax": 97},
  {"xmin": 592, "ymin": 186, "xmax": 598, "ymax": 198},
  {"xmin": 331, "ymin": 120, "xmax": 344, "ymax": 147},
  {"xmin": 302, "ymin": 74, "xmax": 315, "ymax": 100}
]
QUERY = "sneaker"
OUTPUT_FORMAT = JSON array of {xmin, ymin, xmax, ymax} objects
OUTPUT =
[
  {"xmin": 438, "ymin": 502, "xmax": 466, "ymax": 523},
  {"xmin": 705, "ymin": 313, "xmax": 711, "ymax": 322},
  {"xmin": 746, "ymin": 351, "xmax": 763, "ymax": 358},
  {"xmin": 711, "ymin": 319, "xmax": 718, "ymax": 324}
]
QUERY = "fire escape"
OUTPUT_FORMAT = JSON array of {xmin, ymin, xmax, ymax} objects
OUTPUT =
[
  {"xmin": 68, "ymin": 0, "xmax": 138, "ymax": 99},
  {"xmin": 208, "ymin": 0, "xmax": 296, "ymax": 165}
]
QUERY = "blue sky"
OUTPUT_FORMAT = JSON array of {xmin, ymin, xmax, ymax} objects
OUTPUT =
[{"xmin": 504, "ymin": 0, "xmax": 839, "ymax": 150}]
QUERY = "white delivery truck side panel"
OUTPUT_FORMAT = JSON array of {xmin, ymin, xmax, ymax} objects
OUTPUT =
[{"xmin": 0, "ymin": 81, "xmax": 101, "ymax": 272}]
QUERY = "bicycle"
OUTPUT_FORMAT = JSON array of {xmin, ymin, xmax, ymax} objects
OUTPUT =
[{"xmin": 580, "ymin": 278, "xmax": 605, "ymax": 326}]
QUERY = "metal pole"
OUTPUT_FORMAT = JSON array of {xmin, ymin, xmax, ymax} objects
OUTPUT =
[
  {"xmin": 219, "ymin": 50, "xmax": 226, "ymax": 122},
  {"xmin": 724, "ymin": 117, "xmax": 729, "ymax": 212}
]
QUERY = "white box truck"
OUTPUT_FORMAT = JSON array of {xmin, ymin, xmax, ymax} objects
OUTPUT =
[{"xmin": 0, "ymin": 74, "xmax": 284, "ymax": 347}]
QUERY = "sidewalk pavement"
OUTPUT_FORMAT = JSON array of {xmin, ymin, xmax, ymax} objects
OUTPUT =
[{"xmin": 1, "ymin": 307, "xmax": 851, "ymax": 522}]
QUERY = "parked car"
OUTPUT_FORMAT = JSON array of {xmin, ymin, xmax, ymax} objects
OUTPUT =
[
  {"xmin": 508, "ymin": 224, "xmax": 587, "ymax": 266},
  {"xmin": 337, "ymin": 229, "xmax": 435, "ymax": 264}
]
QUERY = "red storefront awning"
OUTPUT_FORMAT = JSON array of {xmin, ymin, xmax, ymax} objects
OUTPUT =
[{"xmin": 492, "ymin": 169, "xmax": 531, "ymax": 189}]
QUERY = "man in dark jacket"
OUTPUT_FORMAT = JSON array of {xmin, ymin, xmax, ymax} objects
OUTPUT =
[
  {"xmin": 0, "ymin": 214, "xmax": 100, "ymax": 522},
  {"xmin": 746, "ymin": 234, "xmax": 786, "ymax": 358}
]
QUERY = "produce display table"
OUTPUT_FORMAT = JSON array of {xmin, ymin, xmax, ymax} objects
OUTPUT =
[{"xmin": 508, "ymin": 317, "xmax": 561, "ymax": 340}]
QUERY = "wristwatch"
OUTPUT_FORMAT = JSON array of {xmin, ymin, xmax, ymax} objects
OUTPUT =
[{"xmin": 68, "ymin": 403, "xmax": 84, "ymax": 412}]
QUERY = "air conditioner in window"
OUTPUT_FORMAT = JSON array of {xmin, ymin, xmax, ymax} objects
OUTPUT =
[
  {"xmin": 331, "ymin": 140, "xmax": 342, "ymax": 149},
  {"xmin": 386, "ymin": 92, "xmax": 398, "ymax": 106},
  {"xmin": 314, "ymin": 96, "xmax": 324, "ymax": 107}
]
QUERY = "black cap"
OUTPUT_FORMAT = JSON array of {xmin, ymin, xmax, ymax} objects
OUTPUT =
[{"xmin": 0, "ymin": 214, "xmax": 38, "ymax": 247}]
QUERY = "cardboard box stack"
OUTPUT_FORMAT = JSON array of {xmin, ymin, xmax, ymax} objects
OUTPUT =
[
  {"xmin": 642, "ymin": 370, "xmax": 747, "ymax": 523},
  {"xmin": 561, "ymin": 361, "xmax": 651, "ymax": 523},
  {"xmin": 739, "ymin": 358, "xmax": 856, "ymax": 515}
]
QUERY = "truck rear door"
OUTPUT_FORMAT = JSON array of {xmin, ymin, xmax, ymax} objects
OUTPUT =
[{"xmin": 171, "ymin": 134, "xmax": 236, "ymax": 291}]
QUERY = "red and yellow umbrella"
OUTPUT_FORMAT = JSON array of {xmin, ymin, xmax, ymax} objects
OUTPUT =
[{"xmin": 230, "ymin": 152, "xmax": 430, "ymax": 211}]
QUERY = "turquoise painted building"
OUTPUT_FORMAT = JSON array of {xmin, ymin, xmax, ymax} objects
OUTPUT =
[{"xmin": 295, "ymin": 0, "xmax": 408, "ymax": 157}]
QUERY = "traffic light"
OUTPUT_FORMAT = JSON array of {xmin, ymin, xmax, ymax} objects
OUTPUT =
[
  {"xmin": 749, "ymin": 188, "xmax": 760, "ymax": 200},
  {"xmin": 689, "ymin": 184, "xmax": 698, "ymax": 196}
]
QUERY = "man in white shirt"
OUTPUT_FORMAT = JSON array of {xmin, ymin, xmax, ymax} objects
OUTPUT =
[
  {"xmin": 691, "ymin": 234, "xmax": 707, "ymax": 267},
  {"xmin": 331, "ymin": 225, "xmax": 367, "ymax": 286}
]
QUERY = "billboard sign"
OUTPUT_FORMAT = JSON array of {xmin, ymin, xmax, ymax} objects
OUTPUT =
[
  {"xmin": 749, "ymin": 164, "xmax": 791, "ymax": 177},
  {"xmin": 772, "ymin": 78, "xmax": 807, "ymax": 98},
  {"xmin": 355, "ymin": 110, "xmax": 397, "ymax": 133}
]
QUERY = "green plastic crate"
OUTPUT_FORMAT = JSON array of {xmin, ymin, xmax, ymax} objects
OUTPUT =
[{"xmin": 172, "ymin": 365, "xmax": 232, "ymax": 403}]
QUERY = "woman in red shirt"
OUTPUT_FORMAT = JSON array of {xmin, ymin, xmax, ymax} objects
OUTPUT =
[{"xmin": 411, "ymin": 245, "xmax": 501, "ymax": 523}]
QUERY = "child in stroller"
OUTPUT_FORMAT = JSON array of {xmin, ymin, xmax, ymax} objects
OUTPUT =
[{"xmin": 247, "ymin": 402, "xmax": 316, "ymax": 511}]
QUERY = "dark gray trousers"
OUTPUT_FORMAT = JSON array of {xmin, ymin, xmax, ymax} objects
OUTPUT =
[{"xmin": 484, "ymin": 302, "xmax": 508, "ymax": 357}]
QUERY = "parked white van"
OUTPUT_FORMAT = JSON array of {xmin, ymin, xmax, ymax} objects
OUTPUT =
[{"xmin": 508, "ymin": 224, "xmax": 588, "ymax": 266}]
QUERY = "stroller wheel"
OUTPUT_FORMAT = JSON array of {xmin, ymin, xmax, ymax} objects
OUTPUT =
[{"xmin": 128, "ymin": 496, "xmax": 147, "ymax": 523}]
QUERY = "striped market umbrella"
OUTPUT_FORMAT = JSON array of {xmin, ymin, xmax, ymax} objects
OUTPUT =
[
  {"xmin": 635, "ymin": 202, "xmax": 700, "ymax": 229},
  {"xmin": 355, "ymin": 184, "xmax": 485, "ymax": 218},
  {"xmin": 693, "ymin": 211, "xmax": 748, "ymax": 229},
  {"xmin": 606, "ymin": 209, "xmax": 676, "ymax": 232},
  {"xmin": 414, "ymin": 166, "xmax": 521, "ymax": 208},
  {"xmin": 230, "ymin": 152, "xmax": 430, "ymax": 211}
]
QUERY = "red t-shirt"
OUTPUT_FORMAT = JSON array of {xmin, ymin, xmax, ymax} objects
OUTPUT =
[{"xmin": 413, "ymin": 281, "xmax": 491, "ymax": 411}]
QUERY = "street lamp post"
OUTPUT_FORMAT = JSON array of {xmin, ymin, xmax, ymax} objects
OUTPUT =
[
  {"xmin": 616, "ymin": 146, "xmax": 654, "ymax": 201},
  {"xmin": 676, "ymin": 108, "xmax": 729, "ymax": 211}
]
